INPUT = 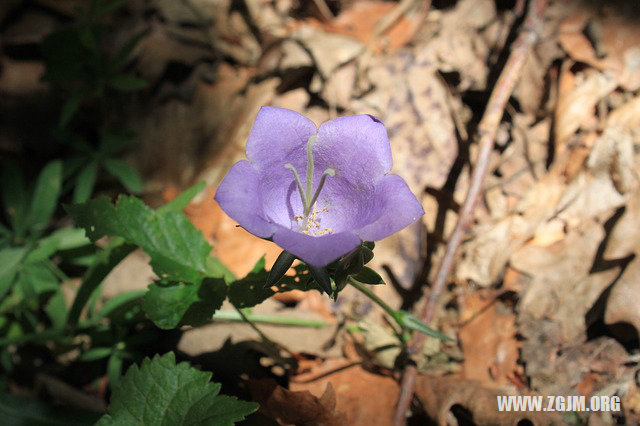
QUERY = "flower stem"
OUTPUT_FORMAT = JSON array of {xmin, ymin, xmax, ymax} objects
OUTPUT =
[
  {"xmin": 348, "ymin": 277, "xmax": 401, "ymax": 327},
  {"xmin": 213, "ymin": 310, "xmax": 326, "ymax": 327}
]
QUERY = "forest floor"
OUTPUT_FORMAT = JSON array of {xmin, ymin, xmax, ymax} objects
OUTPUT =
[{"xmin": 2, "ymin": 0, "xmax": 640, "ymax": 424}]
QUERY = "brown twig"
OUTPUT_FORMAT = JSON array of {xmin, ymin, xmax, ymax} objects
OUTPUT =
[{"xmin": 393, "ymin": 1, "xmax": 547, "ymax": 424}]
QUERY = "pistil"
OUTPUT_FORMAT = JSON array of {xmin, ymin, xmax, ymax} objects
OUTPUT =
[{"xmin": 285, "ymin": 135, "xmax": 335, "ymax": 228}]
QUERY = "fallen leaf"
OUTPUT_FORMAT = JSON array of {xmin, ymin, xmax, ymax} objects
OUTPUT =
[
  {"xmin": 458, "ymin": 290, "xmax": 521, "ymax": 386},
  {"xmin": 250, "ymin": 378, "xmax": 347, "ymax": 426},
  {"xmin": 290, "ymin": 362, "xmax": 399, "ymax": 426},
  {"xmin": 414, "ymin": 374, "xmax": 564, "ymax": 425}
]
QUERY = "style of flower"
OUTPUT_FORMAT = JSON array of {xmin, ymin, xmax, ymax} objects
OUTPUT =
[{"xmin": 214, "ymin": 106, "xmax": 424, "ymax": 267}]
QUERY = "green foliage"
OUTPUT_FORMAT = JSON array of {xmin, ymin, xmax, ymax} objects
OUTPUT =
[
  {"xmin": 66, "ymin": 195, "xmax": 213, "ymax": 283},
  {"xmin": 42, "ymin": 0, "xmax": 146, "ymax": 200},
  {"xmin": 0, "ymin": 392, "xmax": 100, "ymax": 425},
  {"xmin": 228, "ymin": 257, "xmax": 274, "ymax": 309},
  {"xmin": 143, "ymin": 278, "xmax": 226, "ymax": 329},
  {"xmin": 97, "ymin": 352, "xmax": 258, "ymax": 426}
]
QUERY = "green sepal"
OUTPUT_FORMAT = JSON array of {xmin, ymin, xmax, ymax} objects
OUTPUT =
[
  {"xmin": 308, "ymin": 265, "xmax": 333, "ymax": 297},
  {"xmin": 350, "ymin": 267, "xmax": 385, "ymax": 285},
  {"xmin": 264, "ymin": 250, "xmax": 296, "ymax": 289}
]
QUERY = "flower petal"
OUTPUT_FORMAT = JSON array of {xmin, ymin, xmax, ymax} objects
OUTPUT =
[
  {"xmin": 354, "ymin": 174, "xmax": 424, "ymax": 241},
  {"xmin": 272, "ymin": 226, "xmax": 361, "ymax": 267},
  {"xmin": 214, "ymin": 160, "xmax": 275, "ymax": 238},
  {"xmin": 315, "ymin": 114, "xmax": 392, "ymax": 185},
  {"xmin": 246, "ymin": 106, "xmax": 317, "ymax": 170}
]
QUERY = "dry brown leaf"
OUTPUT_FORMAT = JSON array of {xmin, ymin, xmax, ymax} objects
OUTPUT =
[
  {"xmin": 458, "ymin": 291, "xmax": 520, "ymax": 386},
  {"xmin": 290, "ymin": 363, "xmax": 399, "ymax": 426},
  {"xmin": 604, "ymin": 258, "xmax": 640, "ymax": 341},
  {"xmin": 554, "ymin": 68, "xmax": 617, "ymax": 150},
  {"xmin": 154, "ymin": 0, "xmax": 261, "ymax": 66},
  {"xmin": 250, "ymin": 378, "xmax": 347, "ymax": 426},
  {"xmin": 326, "ymin": 0, "xmax": 426, "ymax": 52},
  {"xmin": 559, "ymin": 11, "xmax": 640, "ymax": 91},
  {"xmin": 415, "ymin": 375, "xmax": 564, "ymax": 425},
  {"xmin": 513, "ymin": 221, "xmax": 619, "ymax": 342},
  {"xmin": 292, "ymin": 24, "xmax": 363, "ymax": 79}
]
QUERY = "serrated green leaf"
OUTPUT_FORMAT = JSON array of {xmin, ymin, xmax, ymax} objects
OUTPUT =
[
  {"xmin": 66, "ymin": 195, "xmax": 212, "ymax": 282},
  {"xmin": 351, "ymin": 267, "xmax": 385, "ymax": 285},
  {"xmin": 102, "ymin": 158, "xmax": 142, "ymax": 193},
  {"xmin": 228, "ymin": 262, "xmax": 273, "ymax": 309},
  {"xmin": 73, "ymin": 161, "xmax": 99, "ymax": 203},
  {"xmin": 97, "ymin": 352, "xmax": 258, "ymax": 426},
  {"xmin": 143, "ymin": 278, "xmax": 226, "ymax": 329},
  {"xmin": 29, "ymin": 160, "xmax": 63, "ymax": 235},
  {"xmin": 107, "ymin": 74, "xmax": 147, "ymax": 92}
]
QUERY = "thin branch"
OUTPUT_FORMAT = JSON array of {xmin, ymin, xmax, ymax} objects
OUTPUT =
[{"xmin": 393, "ymin": 1, "xmax": 548, "ymax": 424}]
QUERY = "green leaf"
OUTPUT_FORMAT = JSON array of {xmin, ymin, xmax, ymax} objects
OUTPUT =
[
  {"xmin": 1, "ymin": 162, "xmax": 27, "ymax": 236},
  {"xmin": 66, "ymin": 239, "xmax": 135, "ymax": 327},
  {"xmin": 0, "ymin": 247, "xmax": 28, "ymax": 299},
  {"xmin": 97, "ymin": 352, "xmax": 258, "ymax": 426},
  {"xmin": 73, "ymin": 161, "xmax": 99, "ymax": 203},
  {"xmin": 94, "ymin": 289, "xmax": 146, "ymax": 321},
  {"xmin": 99, "ymin": 130, "xmax": 133, "ymax": 155},
  {"xmin": 29, "ymin": 160, "xmax": 63, "ymax": 234},
  {"xmin": 79, "ymin": 346, "xmax": 113, "ymax": 362},
  {"xmin": 350, "ymin": 267, "xmax": 385, "ymax": 285},
  {"xmin": 110, "ymin": 30, "xmax": 146, "ymax": 70},
  {"xmin": 26, "ymin": 228, "xmax": 89, "ymax": 264},
  {"xmin": 66, "ymin": 195, "xmax": 212, "ymax": 283},
  {"xmin": 395, "ymin": 310, "xmax": 455, "ymax": 342},
  {"xmin": 59, "ymin": 92, "xmax": 84, "ymax": 128},
  {"xmin": 107, "ymin": 351, "xmax": 123, "ymax": 387},
  {"xmin": 45, "ymin": 289, "xmax": 67, "ymax": 329},
  {"xmin": 143, "ymin": 278, "xmax": 226, "ymax": 329},
  {"xmin": 102, "ymin": 158, "xmax": 142, "ymax": 193},
  {"xmin": 107, "ymin": 74, "xmax": 147, "ymax": 92},
  {"xmin": 15, "ymin": 262, "xmax": 58, "ymax": 297},
  {"xmin": 157, "ymin": 181, "xmax": 206, "ymax": 215},
  {"xmin": 228, "ymin": 260, "xmax": 274, "ymax": 309},
  {"xmin": 0, "ymin": 392, "xmax": 100, "ymax": 425}
]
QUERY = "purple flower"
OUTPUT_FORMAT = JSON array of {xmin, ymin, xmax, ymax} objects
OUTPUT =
[{"xmin": 214, "ymin": 106, "xmax": 424, "ymax": 267}]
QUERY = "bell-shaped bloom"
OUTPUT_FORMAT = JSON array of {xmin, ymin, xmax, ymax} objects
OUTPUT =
[{"xmin": 214, "ymin": 106, "xmax": 424, "ymax": 267}]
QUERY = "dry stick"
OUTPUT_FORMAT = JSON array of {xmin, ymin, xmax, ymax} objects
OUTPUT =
[{"xmin": 393, "ymin": 1, "xmax": 547, "ymax": 424}]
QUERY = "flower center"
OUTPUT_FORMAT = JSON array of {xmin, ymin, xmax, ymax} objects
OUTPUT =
[{"xmin": 285, "ymin": 135, "xmax": 335, "ymax": 234}]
